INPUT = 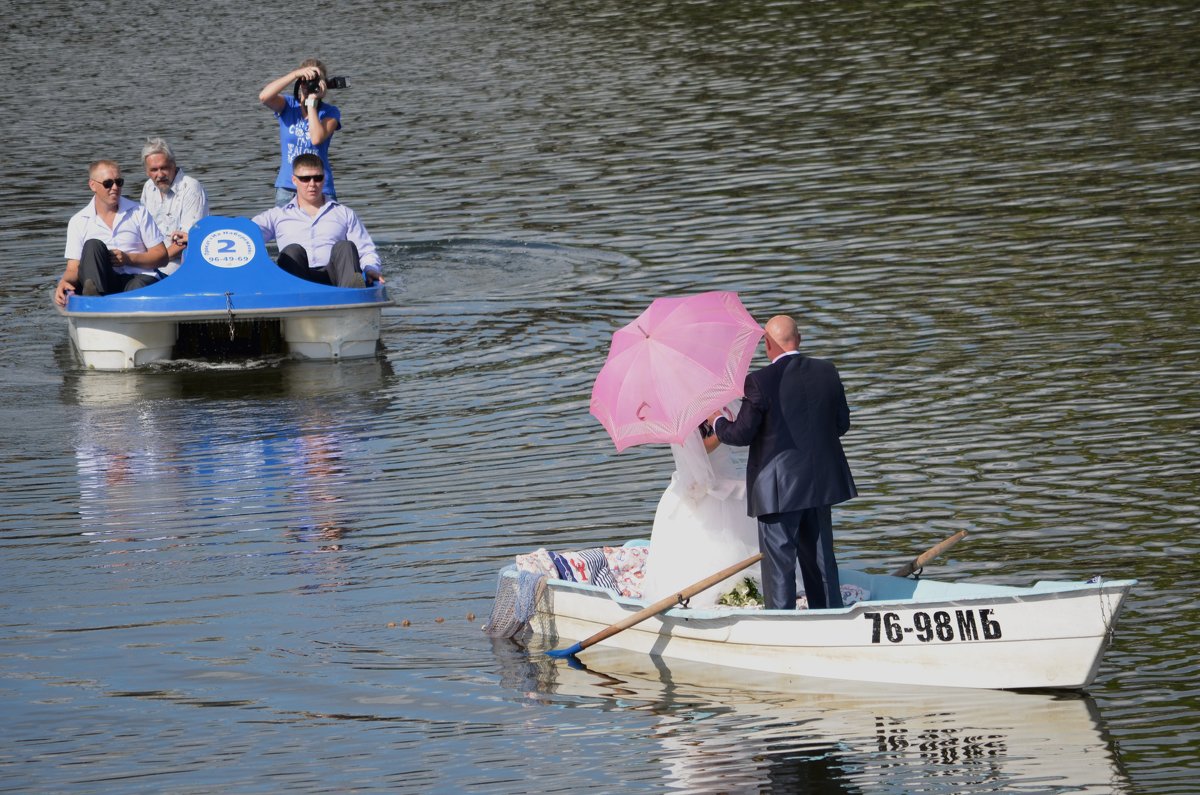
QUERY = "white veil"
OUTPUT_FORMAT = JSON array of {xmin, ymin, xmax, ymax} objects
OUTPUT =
[
  {"xmin": 668, "ymin": 427, "xmax": 745, "ymax": 503},
  {"xmin": 643, "ymin": 403, "xmax": 760, "ymax": 607}
]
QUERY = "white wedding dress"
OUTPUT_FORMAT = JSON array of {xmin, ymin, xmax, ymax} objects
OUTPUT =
[{"xmin": 641, "ymin": 422, "xmax": 762, "ymax": 608}]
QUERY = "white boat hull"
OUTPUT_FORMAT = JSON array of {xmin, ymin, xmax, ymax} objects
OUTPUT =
[
  {"xmin": 526, "ymin": 567, "xmax": 1135, "ymax": 690},
  {"xmin": 66, "ymin": 305, "xmax": 383, "ymax": 370}
]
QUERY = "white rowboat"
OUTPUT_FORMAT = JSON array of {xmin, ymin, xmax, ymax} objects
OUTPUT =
[{"xmin": 518, "ymin": 557, "xmax": 1135, "ymax": 691}]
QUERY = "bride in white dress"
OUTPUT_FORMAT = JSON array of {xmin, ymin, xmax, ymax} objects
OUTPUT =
[{"xmin": 641, "ymin": 407, "xmax": 762, "ymax": 608}]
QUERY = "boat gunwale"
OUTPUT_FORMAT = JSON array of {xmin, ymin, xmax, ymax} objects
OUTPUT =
[{"xmin": 504, "ymin": 565, "xmax": 1138, "ymax": 620}]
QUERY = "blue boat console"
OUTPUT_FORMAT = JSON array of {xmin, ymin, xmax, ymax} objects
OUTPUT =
[{"xmin": 64, "ymin": 215, "xmax": 389, "ymax": 316}]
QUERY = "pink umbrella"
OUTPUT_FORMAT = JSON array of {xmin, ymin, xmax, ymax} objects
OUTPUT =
[{"xmin": 590, "ymin": 291, "xmax": 764, "ymax": 451}]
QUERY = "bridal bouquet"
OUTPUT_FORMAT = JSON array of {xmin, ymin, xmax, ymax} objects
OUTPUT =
[
  {"xmin": 718, "ymin": 577, "xmax": 763, "ymax": 607},
  {"xmin": 717, "ymin": 578, "xmax": 871, "ymax": 609}
]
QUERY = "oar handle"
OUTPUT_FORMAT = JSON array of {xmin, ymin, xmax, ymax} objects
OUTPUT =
[
  {"xmin": 546, "ymin": 552, "xmax": 763, "ymax": 659},
  {"xmin": 891, "ymin": 530, "xmax": 968, "ymax": 577}
]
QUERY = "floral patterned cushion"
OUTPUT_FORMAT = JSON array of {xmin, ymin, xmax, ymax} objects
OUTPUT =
[
  {"xmin": 514, "ymin": 548, "xmax": 558, "ymax": 579},
  {"xmin": 603, "ymin": 545, "xmax": 650, "ymax": 599}
]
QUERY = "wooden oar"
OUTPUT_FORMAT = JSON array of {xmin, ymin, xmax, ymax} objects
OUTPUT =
[
  {"xmin": 891, "ymin": 530, "xmax": 968, "ymax": 577},
  {"xmin": 545, "ymin": 552, "xmax": 764, "ymax": 659}
]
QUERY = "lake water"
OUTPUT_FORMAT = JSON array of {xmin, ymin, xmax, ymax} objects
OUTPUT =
[{"xmin": 2, "ymin": 1, "xmax": 1197, "ymax": 792}]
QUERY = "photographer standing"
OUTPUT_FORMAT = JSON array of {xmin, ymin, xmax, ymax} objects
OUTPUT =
[{"xmin": 259, "ymin": 58, "xmax": 342, "ymax": 207}]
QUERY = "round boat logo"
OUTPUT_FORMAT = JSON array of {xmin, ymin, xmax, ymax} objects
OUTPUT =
[{"xmin": 200, "ymin": 229, "xmax": 256, "ymax": 268}]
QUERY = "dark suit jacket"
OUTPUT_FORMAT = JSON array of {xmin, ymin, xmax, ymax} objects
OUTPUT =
[{"xmin": 716, "ymin": 352, "xmax": 857, "ymax": 517}]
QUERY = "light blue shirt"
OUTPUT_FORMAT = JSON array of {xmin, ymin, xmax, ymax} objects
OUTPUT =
[{"xmin": 252, "ymin": 199, "xmax": 380, "ymax": 273}]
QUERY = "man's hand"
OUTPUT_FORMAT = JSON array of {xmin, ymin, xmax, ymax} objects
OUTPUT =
[
  {"xmin": 364, "ymin": 268, "xmax": 385, "ymax": 286},
  {"xmin": 54, "ymin": 278, "xmax": 74, "ymax": 307},
  {"xmin": 707, "ymin": 405, "xmax": 734, "ymax": 426},
  {"xmin": 170, "ymin": 231, "xmax": 188, "ymax": 248},
  {"xmin": 109, "ymin": 248, "xmax": 130, "ymax": 267}
]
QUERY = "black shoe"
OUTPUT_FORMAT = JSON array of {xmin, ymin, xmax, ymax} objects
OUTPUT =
[{"xmin": 82, "ymin": 279, "xmax": 99, "ymax": 296}]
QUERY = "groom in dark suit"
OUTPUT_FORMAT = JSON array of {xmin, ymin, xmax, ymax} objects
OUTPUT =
[{"xmin": 710, "ymin": 315, "xmax": 857, "ymax": 610}]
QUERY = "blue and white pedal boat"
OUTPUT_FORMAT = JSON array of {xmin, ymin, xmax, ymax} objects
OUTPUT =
[
  {"xmin": 57, "ymin": 216, "xmax": 392, "ymax": 371},
  {"xmin": 518, "ymin": 548, "xmax": 1137, "ymax": 691}
]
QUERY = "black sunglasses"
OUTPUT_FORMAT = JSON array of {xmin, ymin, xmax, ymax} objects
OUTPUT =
[
  {"xmin": 295, "ymin": 174, "xmax": 325, "ymax": 183},
  {"xmin": 94, "ymin": 177, "xmax": 125, "ymax": 189}
]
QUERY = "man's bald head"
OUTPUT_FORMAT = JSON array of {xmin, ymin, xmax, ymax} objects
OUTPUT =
[{"xmin": 764, "ymin": 315, "xmax": 801, "ymax": 358}]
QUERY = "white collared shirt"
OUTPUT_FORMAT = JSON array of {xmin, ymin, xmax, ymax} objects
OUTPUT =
[
  {"xmin": 64, "ymin": 196, "xmax": 165, "ymax": 276},
  {"xmin": 252, "ymin": 199, "xmax": 381, "ymax": 272},
  {"xmin": 140, "ymin": 168, "xmax": 209, "ymax": 273}
]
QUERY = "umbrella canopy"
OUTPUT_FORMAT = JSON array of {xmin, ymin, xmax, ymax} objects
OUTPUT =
[{"xmin": 590, "ymin": 291, "xmax": 764, "ymax": 451}]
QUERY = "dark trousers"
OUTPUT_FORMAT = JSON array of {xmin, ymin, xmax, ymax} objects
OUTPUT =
[
  {"xmin": 277, "ymin": 241, "xmax": 364, "ymax": 288},
  {"xmin": 758, "ymin": 505, "xmax": 843, "ymax": 610},
  {"xmin": 77, "ymin": 239, "xmax": 162, "ymax": 296}
]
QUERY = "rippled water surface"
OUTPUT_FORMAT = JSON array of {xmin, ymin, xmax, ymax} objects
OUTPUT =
[{"xmin": 2, "ymin": 1, "xmax": 1197, "ymax": 792}]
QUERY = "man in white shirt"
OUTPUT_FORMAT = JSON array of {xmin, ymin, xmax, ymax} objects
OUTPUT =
[
  {"xmin": 55, "ymin": 160, "xmax": 167, "ymax": 307},
  {"xmin": 139, "ymin": 137, "xmax": 209, "ymax": 274}
]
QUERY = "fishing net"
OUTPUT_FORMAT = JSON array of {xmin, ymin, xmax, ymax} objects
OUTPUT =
[{"xmin": 483, "ymin": 566, "xmax": 548, "ymax": 639}]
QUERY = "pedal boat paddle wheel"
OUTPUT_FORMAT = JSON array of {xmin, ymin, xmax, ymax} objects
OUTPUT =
[{"xmin": 56, "ymin": 216, "xmax": 392, "ymax": 370}]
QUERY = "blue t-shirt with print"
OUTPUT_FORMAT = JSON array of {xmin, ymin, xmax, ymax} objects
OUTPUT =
[{"xmin": 274, "ymin": 95, "xmax": 341, "ymax": 197}]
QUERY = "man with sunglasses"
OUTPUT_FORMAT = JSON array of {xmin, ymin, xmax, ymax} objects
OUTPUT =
[
  {"xmin": 55, "ymin": 160, "xmax": 168, "ymax": 307},
  {"xmin": 251, "ymin": 153, "xmax": 383, "ymax": 288}
]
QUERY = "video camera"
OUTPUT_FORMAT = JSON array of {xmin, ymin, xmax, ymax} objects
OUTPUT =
[{"xmin": 295, "ymin": 75, "xmax": 349, "ymax": 97}]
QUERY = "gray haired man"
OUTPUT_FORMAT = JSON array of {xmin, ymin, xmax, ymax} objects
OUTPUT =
[{"xmin": 139, "ymin": 137, "xmax": 209, "ymax": 274}]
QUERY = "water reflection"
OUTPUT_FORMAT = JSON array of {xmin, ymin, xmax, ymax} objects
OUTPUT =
[
  {"xmin": 284, "ymin": 427, "xmax": 352, "ymax": 552},
  {"xmin": 60, "ymin": 352, "xmax": 394, "ymax": 405},
  {"xmin": 494, "ymin": 643, "xmax": 1130, "ymax": 793},
  {"xmin": 61, "ymin": 358, "xmax": 393, "ymax": 588}
]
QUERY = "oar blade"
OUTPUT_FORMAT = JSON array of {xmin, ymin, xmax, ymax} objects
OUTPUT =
[{"xmin": 544, "ymin": 642, "xmax": 583, "ymax": 659}]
